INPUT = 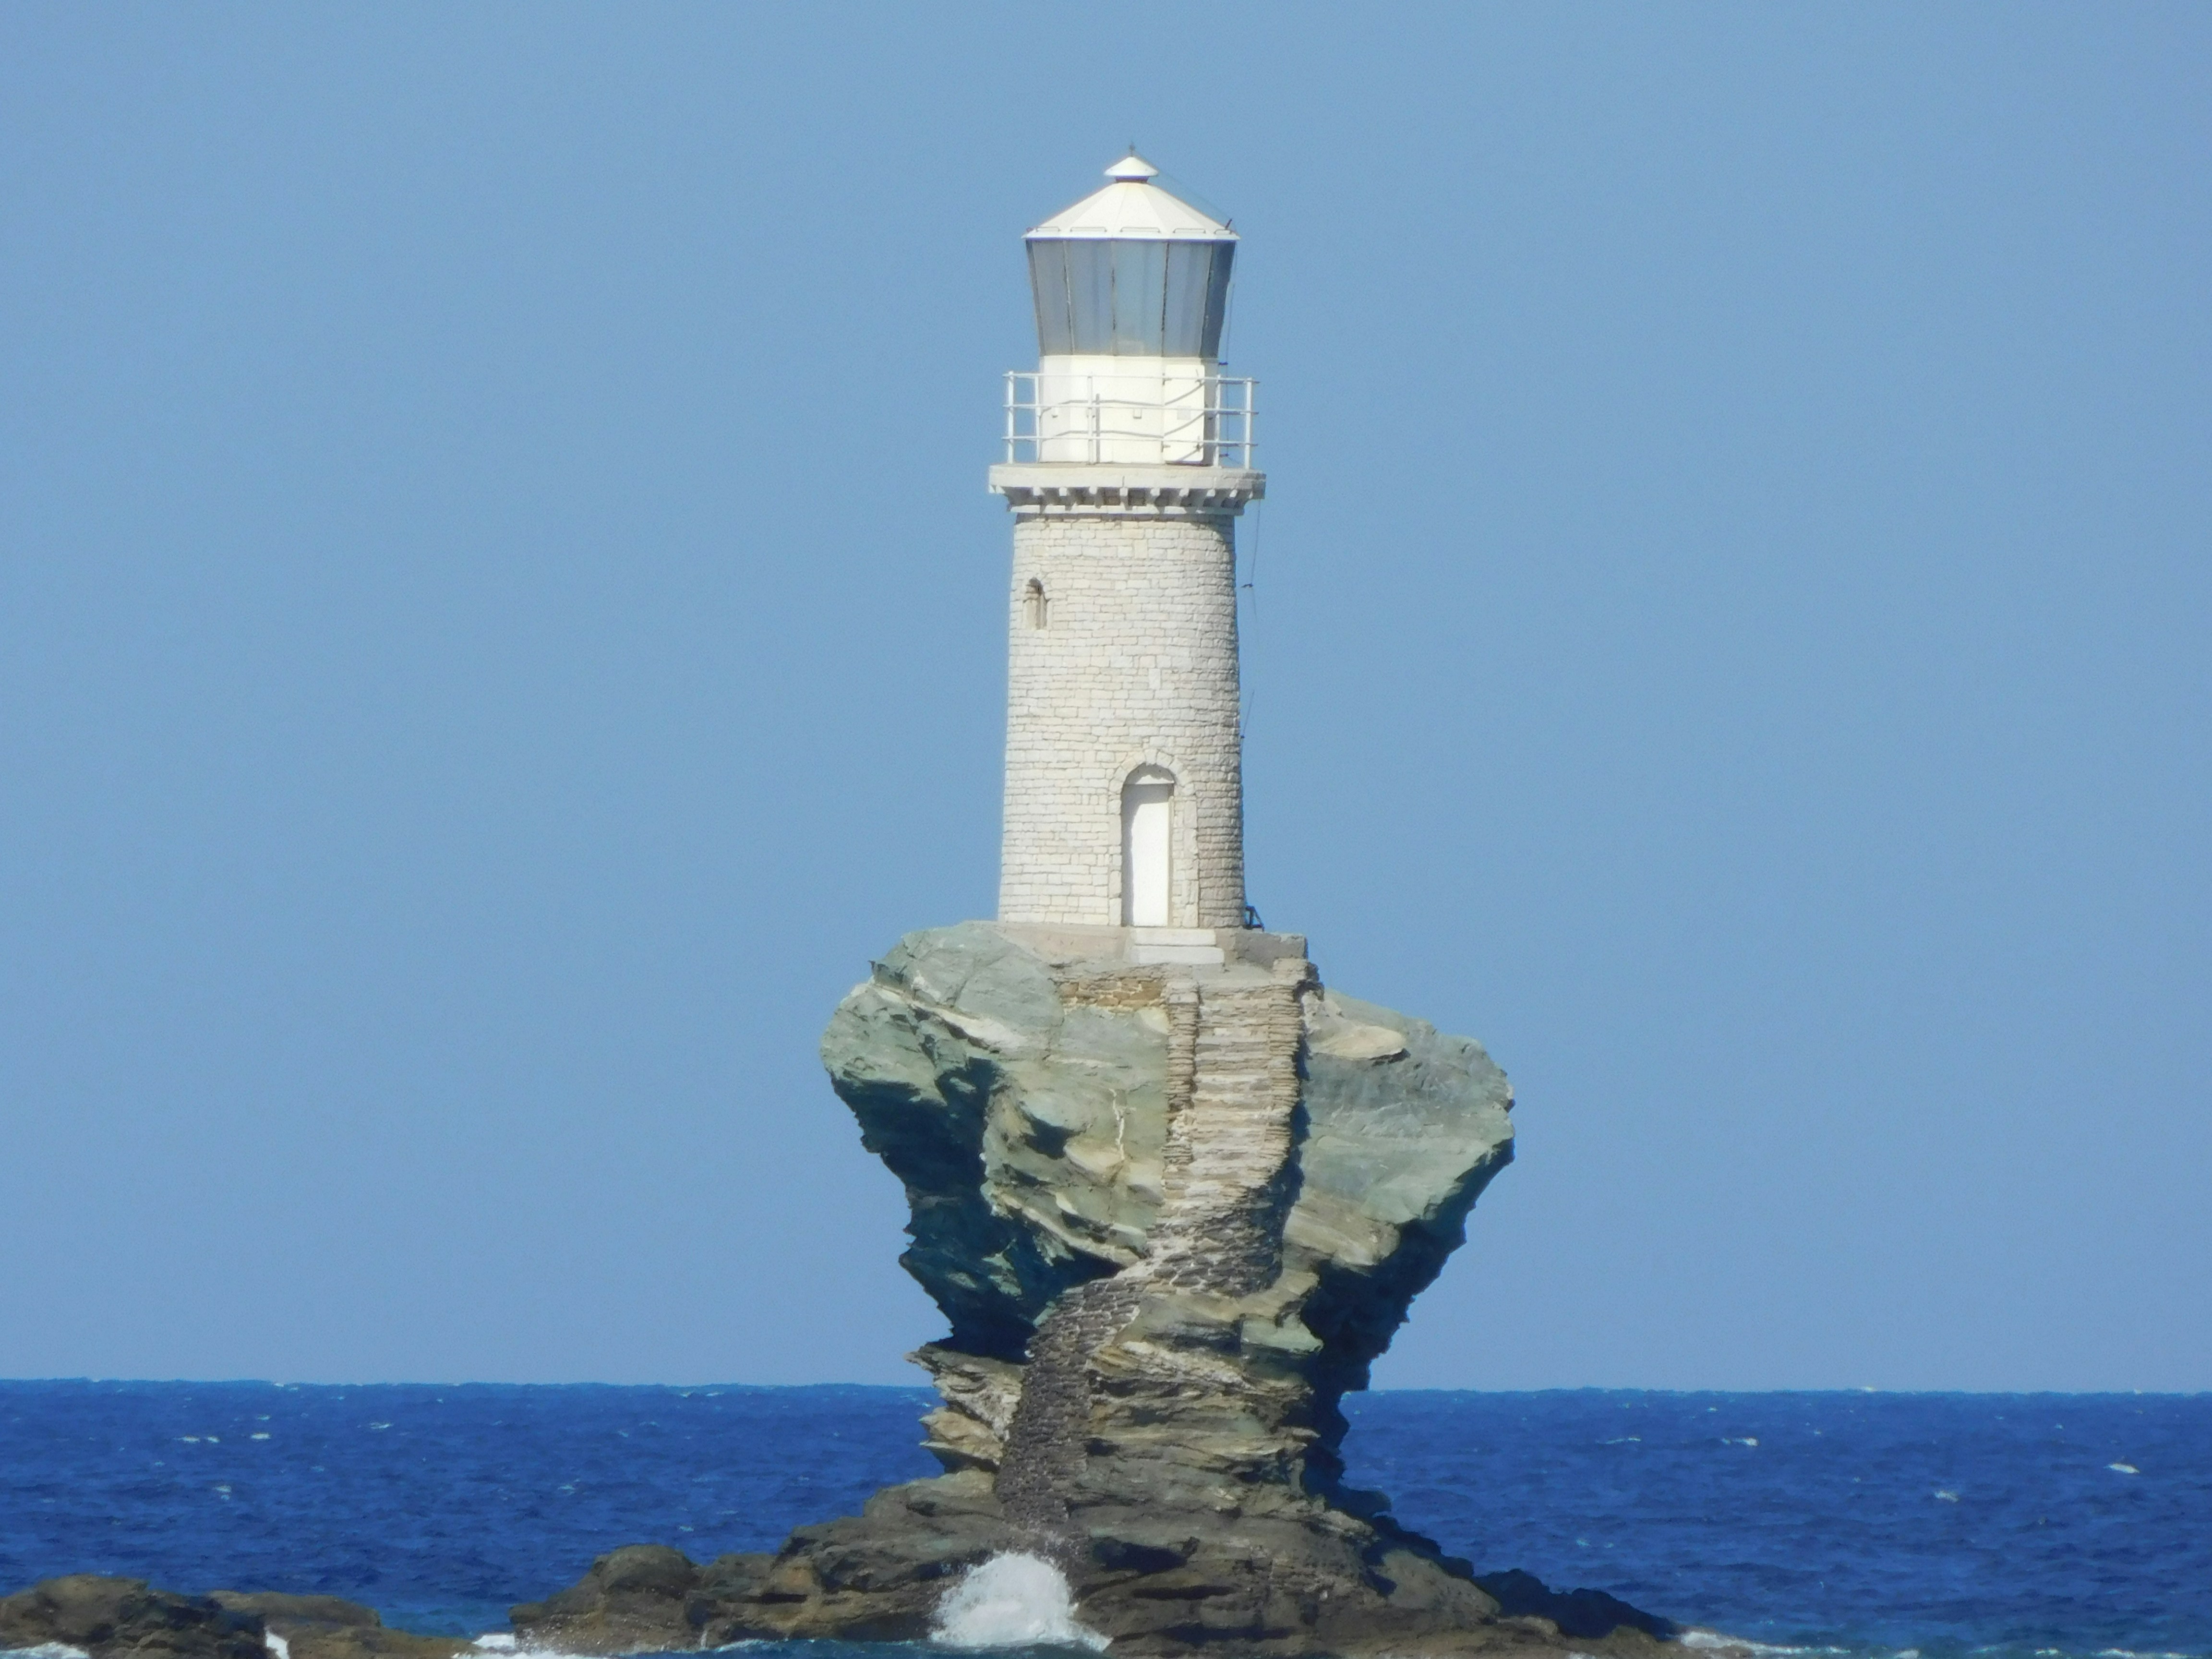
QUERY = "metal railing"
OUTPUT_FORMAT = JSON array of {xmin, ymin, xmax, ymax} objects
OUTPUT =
[{"xmin": 1003, "ymin": 371, "xmax": 1257, "ymax": 468}]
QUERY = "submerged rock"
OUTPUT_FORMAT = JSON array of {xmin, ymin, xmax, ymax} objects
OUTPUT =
[{"xmin": 515, "ymin": 923, "xmax": 1691, "ymax": 1657}]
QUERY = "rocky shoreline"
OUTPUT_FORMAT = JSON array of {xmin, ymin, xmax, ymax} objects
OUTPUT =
[
  {"xmin": 508, "ymin": 1536, "xmax": 1685, "ymax": 1656},
  {"xmin": 0, "ymin": 1576, "xmax": 470, "ymax": 1659},
  {"xmin": 2, "ymin": 1561, "xmax": 1691, "ymax": 1659}
]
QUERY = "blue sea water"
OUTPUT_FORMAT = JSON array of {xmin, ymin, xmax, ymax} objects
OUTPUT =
[{"xmin": 2, "ymin": 1382, "xmax": 2206, "ymax": 1659}]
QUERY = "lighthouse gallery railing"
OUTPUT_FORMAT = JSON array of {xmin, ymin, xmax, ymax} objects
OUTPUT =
[{"xmin": 1003, "ymin": 371, "xmax": 1256, "ymax": 468}]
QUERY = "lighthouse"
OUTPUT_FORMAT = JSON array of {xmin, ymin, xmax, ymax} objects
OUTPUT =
[
  {"xmin": 990, "ymin": 155, "xmax": 1264, "ymax": 963},
  {"xmin": 709, "ymin": 156, "xmax": 1532, "ymax": 1649}
]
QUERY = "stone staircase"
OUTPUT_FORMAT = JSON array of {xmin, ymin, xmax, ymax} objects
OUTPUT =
[
  {"xmin": 1145, "ymin": 968, "xmax": 1306, "ymax": 1295},
  {"xmin": 994, "ymin": 959, "xmax": 1310, "ymax": 1549},
  {"xmin": 992, "ymin": 1273, "xmax": 1144, "ymax": 1549}
]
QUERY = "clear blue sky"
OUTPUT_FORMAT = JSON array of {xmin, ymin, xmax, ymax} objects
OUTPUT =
[{"xmin": 2, "ymin": 3, "xmax": 2205, "ymax": 1390}]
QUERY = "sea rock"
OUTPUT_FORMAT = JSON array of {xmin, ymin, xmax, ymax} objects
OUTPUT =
[
  {"xmin": 1473, "ymin": 1572, "xmax": 1677, "ymax": 1642},
  {"xmin": 0, "ymin": 1576, "xmax": 266, "ymax": 1659},
  {"xmin": 513, "ymin": 923, "xmax": 1689, "ymax": 1657},
  {"xmin": 207, "ymin": 1593, "xmax": 472, "ymax": 1659},
  {"xmin": 0, "ymin": 1580, "xmax": 473, "ymax": 1659},
  {"xmin": 505, "ymin": 1546, "xmax": 706, "ymax": 1654}
]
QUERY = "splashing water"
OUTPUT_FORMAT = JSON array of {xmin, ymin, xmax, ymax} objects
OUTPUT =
[{"xmin": 932, "ymin": 1552, "xmax": 1109, "ymax": 1650}]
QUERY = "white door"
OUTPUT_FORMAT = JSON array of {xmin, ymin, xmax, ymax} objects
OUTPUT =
[{"xmin": 1122, "ymin": 780, "xmax": 1174, "ymax": 926}]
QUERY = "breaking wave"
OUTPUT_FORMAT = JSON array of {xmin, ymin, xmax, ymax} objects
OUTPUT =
[{"xmin": 932, "ymin": 1552, "xmax": 1109, "ymax": 1650}]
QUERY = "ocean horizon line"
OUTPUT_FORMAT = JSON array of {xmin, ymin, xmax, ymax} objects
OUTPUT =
[{"xmin": 4, "ymin": 1375, "xmax": 2205, "ymax": 1397}]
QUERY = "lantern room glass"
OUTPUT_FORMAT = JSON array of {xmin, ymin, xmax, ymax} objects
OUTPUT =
[{"xmin": 1027, "ymin": 239, "xmax": 1235, "ymax": 359}]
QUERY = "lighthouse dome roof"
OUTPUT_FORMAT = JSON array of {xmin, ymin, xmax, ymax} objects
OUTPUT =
[{"xmin": 1027, "ymin": 154, "xmax": 1235, "ymax": 242}]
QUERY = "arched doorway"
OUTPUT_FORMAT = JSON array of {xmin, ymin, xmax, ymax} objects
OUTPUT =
[{"xmin": 1121, "ymin": 766, "xmax": 1175, "ymax": 926}]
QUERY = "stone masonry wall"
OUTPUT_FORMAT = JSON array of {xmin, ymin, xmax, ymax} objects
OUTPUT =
[{"xmin": 999, "ymin": 511, "xmax": 1245, "ymax": 928}]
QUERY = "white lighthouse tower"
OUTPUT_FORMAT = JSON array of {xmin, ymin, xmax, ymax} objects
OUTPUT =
[{"xmin": 990, "ymin": 156, "xmax": 1264, "ymax": 962}]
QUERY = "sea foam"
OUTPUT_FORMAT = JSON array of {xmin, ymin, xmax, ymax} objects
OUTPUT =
[
  {"xmin": 1680, "ymin": 1630, "xmax": 1837, "ymax": 1657},
  {"xmin": 932, "ymin": 1552, "xmax": 1108, "ymax": 1650}
]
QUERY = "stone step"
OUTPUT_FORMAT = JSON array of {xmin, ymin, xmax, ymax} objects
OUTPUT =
[
  {"xmin": 1130, "ymin": 941, "xmax": 1227, "ymax": 965},
  {"xmin": 1167, "ymin": 1163, "xmax": 1281, "ymax": 1177},
  {"xmin": 1171, "ymin": 1177, "xmax": 1285, "ymax": 1192}
]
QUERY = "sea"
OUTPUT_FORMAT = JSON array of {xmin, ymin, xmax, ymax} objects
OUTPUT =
[{"xmin": 2, "ymin": 1382, "xmax": 2206, "ymax": 1659}]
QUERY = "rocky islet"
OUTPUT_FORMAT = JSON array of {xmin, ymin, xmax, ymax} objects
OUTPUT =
[{"xmin": 510, "ymin": 922, "xmax": 1698, "ymax": 1657}]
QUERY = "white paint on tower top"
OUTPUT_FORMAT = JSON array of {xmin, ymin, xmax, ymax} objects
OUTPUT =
[{"xmin": 1028, "ymin": 154, "xmax": 1235, "ymax": 242}]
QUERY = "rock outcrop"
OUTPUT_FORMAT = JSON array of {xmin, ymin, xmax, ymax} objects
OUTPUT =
[
  {"xmin": 0, "ymin": 1578, "xmax": 473, "ymax": 1659},
  {"xmin": 0, "ymin": 1577, "xmax": 266, "ymax": 1659},
  {"xmin": 207, "ymin": 1594, "xmax": 470, "ymax": 1659},
  {"xmin": 515, "ymin": 922, "xmax": 1698, "ymax": 1657}
]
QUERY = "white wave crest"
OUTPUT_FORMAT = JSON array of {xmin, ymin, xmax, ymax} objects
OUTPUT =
[
  {"xmin": 932, "ymin": 1552, "xmax": 1108, "ymax": 1650},
  {"xmin": 1679, "ymin": 1630, "xmax": 1839, "ymax": 1657},
  {"xmin": 4, "ymin": 1646, "xmax": 94, "ymax": 1659}
]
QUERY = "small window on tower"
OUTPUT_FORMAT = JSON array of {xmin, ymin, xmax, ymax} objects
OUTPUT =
[{"xmin": 1023, "ymin": 579, "xmax": 1049, "ymax": 631}]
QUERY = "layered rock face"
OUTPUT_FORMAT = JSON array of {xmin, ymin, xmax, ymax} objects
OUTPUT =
[
  {"xmin": 516, "ymin": 922, "xmax": 1688, "ymax": 1657},
  {"xmin": 848, "ymin": 922, "xmax": 1515, "ymax": 1551}
]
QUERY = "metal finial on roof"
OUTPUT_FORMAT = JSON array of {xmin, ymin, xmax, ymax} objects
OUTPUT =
[{"xmin": 1029, "ymin": 155, "xmax": 1231, "ymax": 240}]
